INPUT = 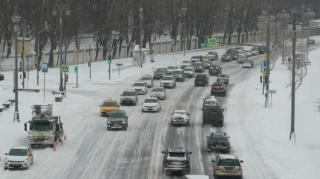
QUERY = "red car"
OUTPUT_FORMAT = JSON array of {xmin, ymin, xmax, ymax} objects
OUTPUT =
[{"xmin": 211, "ymin": 82, "xmax": 227, "ymax": 96}]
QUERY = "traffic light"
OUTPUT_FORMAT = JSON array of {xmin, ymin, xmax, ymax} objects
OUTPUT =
[
  {"xmin": 264, "ymin": 76, "xmax": 268, "ymax": 83},
  {"xmin": 88, "ymin": 62, "xmax": 91, "ymax": 67},
  {"xmin": 260, "ymin": 76, "xmax": 262, "ymax": 83},
  {"xmin": 65, "ymin": 75, "xmax": 69, "ymax": 82},
  {"xmin": 74, "ymin": 66, "xmax": 78, "ymax": 73},
  {"xmin": 108, "ymin": 55, "xmax": 112, "ymax": 64}
]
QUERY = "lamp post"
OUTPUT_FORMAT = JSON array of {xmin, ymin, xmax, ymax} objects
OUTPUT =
[
  {"xmin": 139, "ymin": 7, "xmax": 143, "ymax": 68},
  {"xmin": 265, "ymin": 8, "xmax": 271, "ymax": 108},
  {"xmin": 180, "ymin": 7, "xmax": 187, "ymax": 56},
  {"xmin": 12, "ymin": 6, "xmax": 21, "ymax": 122},
  {"xmin": 52, "ymin": 4, "xmax": 70, "ymax": 91},
  {"xmin": 225, "ymin": 7, "xmax": 230, "ymax": 50}
]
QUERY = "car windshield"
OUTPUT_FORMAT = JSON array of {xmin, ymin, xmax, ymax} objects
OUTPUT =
[
  {"xmin": 102, "ymin": 101, "xmax": 117, "ymax": 107},
  {"xmin": 194, "ymin": 63, "xmax": 202, "ymax": 66},
  {"xmin": 211, "ymin": 134, "xmax": 227, "ymax": 141},
  {"xmin": 184, "ymin": 68, "xmax": 192, "ymax": 71},
  {"xmin": 144, "ymin": 98, "xmax": 158, "ymax": 103},
  {"xmin": 109, "ymin": 112, "xmax": 126, "ymax": 118},
  {"xmin": 174, "ymin": 111, "xmax": 186, "ymax": 115},
  {"xmin": 134, "ymin": 83, "xmax": 145, "ymax": 86},
  {"xmin": 223, "ymin": 54, "xmax": 229, "ymax": 57},
  {"xmin": 141, "ymin": 76, "xmax": 151, "ymax": 80},
  {"xmin": 192, "ymin": 56, "xmax": 200, "ymax": 59},
  {"xmin": 238, "ymin": 55, "xmax": 245, "ymax": 58},
  {"xmin": 152, "ymin": 88, "xmax": 164, "ymax": 92},
  {"xmin": 168, "ymin": 66, "xmax": 177, "ymax": 69},
  {"xmin": 122, "ymin": 92, "xmax": 135, "ymax": 96},
  {"xmin": 162, "ymin": 77, "xmax": 173, "ymax": 80},
  {"xmin": 156, "ymin": 69, "xmax": 165, "ymax": 72},
  {"xmin": 219, "ymin": 75, "xmax": 226, "ymax": 78},
  {"xmin": 218, "ymin": 159, "xmax": 241, "ymax": 166},
  {"xmin": 208, "ymin": 51, "xmax": 216, "ymax": 54},
  {"xmin": 29, "ymin": 121, "xmax": 53, "ymax": 131},
  {"xmin": 168, "ymin": 152, "xmax": 186, "ymax": 158},
  {"xmin": 196, "ymin": 75, "xmax": 206, "ymax": 79},
  {"xmin": 213, "ymin": 83, "xmax": 223, "ymax": 87},
  {"xmin": 9, "ymin": 149, "xmax": 27, "ymax": 156},
  {"xmin": 182, "ymin": 61, "xmax": 190, "ymax": 63},
  {"xmin": 173, "ymin": 71, "xmax": 183, "ymax": 74}
]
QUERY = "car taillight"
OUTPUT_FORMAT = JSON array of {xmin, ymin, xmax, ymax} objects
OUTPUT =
[
  {"xmin": 183, "ymin": 159, "xmax": 189, "ymax": 163},
  {"xmin": 238, "ymin": 166, "xmax": 242, "ymax": 171},
  {"xmin": 215, "ymin": 166, "xmax": 220, "ymax": 170},
  {"xmin": 165, "ymin": 159, "xmax": 170, "ymax": 163}
]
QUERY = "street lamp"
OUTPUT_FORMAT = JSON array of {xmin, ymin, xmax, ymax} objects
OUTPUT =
[
  {"xmin": 224, "ymin": 6, "xmax": 230, "ymax": 49},
  {"xmin": 139, "ymin": 7, "xmax": 143, "ymax": 68},
  {"xmin": 12, "ymin": 6, "xmax": 21, "ymax": 122},
  {"xmin": 52, "ymin": 3, "xmax": 70, "ymax": 91},
  {"xmin": 180, "ymin": 7, "xmax": 187, "ymax": 56},
  {"xmin": 265, "ymin": 6, "xmax": 271, "ymax": 108}
]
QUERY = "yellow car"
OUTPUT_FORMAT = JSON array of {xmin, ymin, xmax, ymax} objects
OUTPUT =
[{"xmin": 100, "ymin": 99, "xmax": 120, "ymax": 116}]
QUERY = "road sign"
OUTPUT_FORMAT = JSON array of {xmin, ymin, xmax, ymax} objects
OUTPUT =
[
  {"xmin": 264, "ymin": 83, "xmax": 267, "ymax": 87},
  {"xmin": 61, "ymin": 65, "xmax": 70, "ymax": 74},
  {"xmin": 88, "ymin": 62, "xmax": 91, "ymax": 67},
  {"xmin": 263, "ymin": 54, "xmax": 268, "ymax": 59},
  {"xmin": 74, "ymin": 66, "xmax": 78, "ymax": 73},
  {"xmin": 201, "ymin": 43, "xmax": 205, "ymax": 47},
  {"xmin": 171, "ymin": 39, "xmax": 175, "ymax": 46},
  {"xmin": 263, "ymin": 61, "xmax": 268, "ymax": 67},
  {"xmin": 207, "ymin": 38, "xmax": 218, "ymax": 47},
  {"xmin": 42, "ymin": 63, "xmax": 48, "ymax": 73},
  {"xmin": 269, "ymin": 90, "xmax": 276, "ymax": 94},
  {"xmin": 261, "ymin": 67, "xmax": 271, "ymax": 76}
]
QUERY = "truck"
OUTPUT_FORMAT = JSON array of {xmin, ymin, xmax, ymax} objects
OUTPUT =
[{"xmin": 24, "ymin": 104, "xmax": 64, "ymax": 148}]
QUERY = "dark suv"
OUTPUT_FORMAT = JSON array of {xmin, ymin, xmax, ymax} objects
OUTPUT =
[
  {"xmin": 256, "ymin": 45, "xmax": 266, "ymax": 54},
  {"xmin": 107, "ymin": 110, "xmax": 128, "ymax": 130},
  {"xmin": 162, "ymin": 148, "xmax": 192, "ymax": 175},
  {"xmin": 193, "ymin": 62, "xmax": 204, "ymax": 73},
  {"xmin": 194, "ymin": 74, "xmax": 209, "ymax": 86},
  {"xmin": 153, "ymin": 68, "xmax": 168, "ymax": 80},
  {"xmin": 226, "ymin": 48, "xmax": 238, "ymax": 60},
  {"xmin": 208, "ymin": 65, "xmax": 222, "ymax": 76},
  {"xmin": 202, "ymin": 105, "xmax": 224, "ymax": 126},
  {"xmin": 206, "ymin": 132, "xmax": 230, "ymax": 152}
]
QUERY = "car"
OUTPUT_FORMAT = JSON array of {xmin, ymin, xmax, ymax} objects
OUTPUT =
[
  {"xmin": 244, "ymin": 50, "xmax": 251, "ymax": 57},
  {"xmin": 172, "ymin": 69, "xmax": 185, "ymax": 82},
  {"xmin": 212, "ymin": 154, "xmax": 243, "ymax": 179},
  {"xmin": 207, "ymin": 51, "xmax": 219, "ymax": 61},
  {"xmin": 236, "ymin": 51, "xmax": 246, "ymax": 58},
  {"xmin": 256, "ymin": 45, "xmax": 266, "ymax": 54},
  {"xmin": 180, "ymin": 60, "xmax": 192, "ymax": 69},
  {"xmin": 191, "ymin": 56, "xmax": 201, "ymax": 63},
  {"xmin": 183, "ymin": 67, "xmax": 195, "ymax": 78},
  {"xmin": 150, "ymin": 87, "xmax": 166, "ymax": 100},
  {"xmin": 167, "ymin": 65, "xmax": 179, "ymax": 75},
  {"xmin": 107, "ymin": 110, "xmax": 128, "ymax": 130},
  {"xmin": 221, "ymin": 53, "xmax": 232, "ymax": 62},
  {"xmin": 160, "ymin": 76, "xmax": 176, "ymax": 88},
  {"xmin": 162, "ymin": 148, "xmax": 192, "ymax": 175},
  {"xmin": 202, "ymin": 61, "xmax": 212, "ymax": 69},
  {"xmin": 193, "ymin": 62, "xmax": 204, "ymax": 73},
  {"xmin": 208, "ymin": 64, "xmax": 222, "ymax": 76},
  {"xmin": 142, "ymin": 97, "xmax": 161, "ymax": 112},
  {"xmin": 237, "ymin": 55, "xmax": 248, "ymax": 64},
  {"xmin": 100, "ymin": 99, "xmax": 120, "ymax": 116},
  {"xmin": 242, "ymin": 60, "xmax": 254, "ymax": 68},
  {"xmin": 202, "ymin": 105, "xmax": 224, "ymax": 126},
  {"xmin": 182, "ymin": 175, "xmax": 212, "ymax": 179},
  {"xmin": 153, "ymin": 68, "xmax": 168, "ymax": 80},
  {"xmin": 4, "ymin": 146, "xmax": 34, "ymax": 170},
  {"xmin": 206, "ymin": 132, "xmax": 230, "ymax": 152},
  {"xmin": 211, "ymin": 82, "xmax": 227, "ymax": 96},
  {"xmin": 217, "ymin": 74, "xmax": 230, "ymax": 86},
  {"xmin": 0, "ymin": 74, "xmax": 4, "ymax": 81},
  {"xmin": 235, "ymin": 46, "xmax": 244, "ymax": 52},
  {"xmin": 132, "ymin": 81, "xmax": 147, "ymax": 95},
  {"xmin": 194, "ymin": 74, "xmax": 209, "ymax": 86},
  {"xmin": 226, "ymin": 48, "xmax": 238, "ymax": 60},
  {"xmin": 250, "ymin": 47, "xmax": 259, "ymax": 56},
  {"xmin": 171, "ymin": 110, "xmax": 190, "ymax": 126},
  {"xmin": 140, "ymin": 75, "xmax": 154, "ymax": 88},
  {"xmin": 203, "ymin": 95, "xmax": 220, "ymax": 109},
  {"xmin": 120, "ymin": 89, "xmax": 138, "ymax": 106},
  {"xmin": 308, "ymin": 39, "xmax": 315, "ymax": 45}
]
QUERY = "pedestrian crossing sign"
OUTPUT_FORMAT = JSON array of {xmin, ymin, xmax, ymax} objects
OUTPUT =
[
  {"xmin": 207, "ymin": 38, "xmax": 218, "ymax": 47},
  {"xmin": 61, "ymin": 65, "xmax": 70, "ymax": 74}
]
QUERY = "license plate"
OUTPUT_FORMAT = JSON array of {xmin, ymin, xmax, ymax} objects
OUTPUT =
[
  {"xmin": 198, "ymin": 82, "xmax": 202, "ymax": 84},
  {"xmin": 217, "ymin": 145, "xmax": 222, "ymax": 147},
  {"xmin": 172, "ymin": 161, "xmax": 181, "ymax": 165}
]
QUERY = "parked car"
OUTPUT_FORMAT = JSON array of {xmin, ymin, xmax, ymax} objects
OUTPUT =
[
  {"xmin": 140, "ymin": 75, "xmax": 154, "ymax": 88},
  {"xmin": 308, "ymin": 39, "xmax": 315, "ymax": 45},
  {"xmin": 107, "ymin": 110, "xmax": 128, "ymax": 130},
  {"xmin": 208, "ymin": 65, "xmax": 222, "ymax": 76},
  {"xmin": 172, "ymin": 69, "xmax": 185, "ymax": 82},
  {"xmin": 171, "ymin": 109, "xmax": 190, "ymax": 126},
  {"xmin": 211, "ymin": 82, "xmax": 227, "ymax": 96},
  {"xmin": 212, "ymin": 154, "xmax": 243, "ymax": 179},
  {"xmin": 180, "ymin": 60, "xmax": 192, "ymax": 69},
  {"xmin": 194, "ymin": 74, "xmax": 209, "ymax": 86},
  {"xmin": 132, "ymin": 81, "xmax": 148, "ymax": 94},
  {"xmin": 167, "ymin": 65, "xmax": 179, "ymax": 75},
  {"xmin": 0, "ymin": 74, "xmax": 4, "ymax": 81},
  {"xmin": 162, "ymin": 148, "xmax": 192, "ymax": 175},
  {"xmin": 207, "ymin": 51, "xmax": 219, "ymax": 61},
  {"xmin": 150, "ymin": 87, "xmax": 166, "ymax": 100},
  {"xmin": 120, "ymin": 89, "xmax": 138, "ymax": 106},
  {"xmin": 183, "ymin": 67, "xmax": 195, "ymax": 78},
  {"xmin": 100, "ymin": 99, "xmax": 120, "ymax": 116},
  {"xmin": 242, "ymin": 60, "xmax": 254, "ymax": 68},
  {"xmin": 217, "ymin": 74, "xmax": 230, "ymax": 86},
  {"xmin": 4, "ymin": 146, "xmax": 34, "ymax": 170},
  {"xmin": 193, "ymin": 62, "xmax": 204, "ymax": 73},
  {"xmin": 206, "ymin": 132, "xmax": 230, "ymax": 152},
  {"xmin": 153, "ymin": 68, "xmax": 168, "ymax": 80},
  {"xmin": 221, "ymin": 53, "xmax": 232, "ymax": 62},
  {"xmin": 142, "ymin": 97, "xmax": 161, "ymax": 112},
  {"xmin": 160, "ymin": 76, "xmax": 176, "ymax": 88}
]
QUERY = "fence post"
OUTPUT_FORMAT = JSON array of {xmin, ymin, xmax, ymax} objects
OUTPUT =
[{"xmin": 52, "ymin": 50, "xmax": 56, "ymax": 68}]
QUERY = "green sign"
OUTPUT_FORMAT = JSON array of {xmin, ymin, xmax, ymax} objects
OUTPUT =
[
  {"xmin": 201, "ymin": 43, "xmax": 205, "ymax": 47},
  {"xmin": 264, "ymin": 83, "xmax": 267, "ymax": 87},
  {"xmin": 207, "ymin": 38, "xmax": 218, "ymax": 47},
  {"xmin": 74, "ymin": 66, "xmax": 78, "ymax": 73},
  {"xmin": 88, "ymin": 62, "xmax": 91, "ymax": 67}
]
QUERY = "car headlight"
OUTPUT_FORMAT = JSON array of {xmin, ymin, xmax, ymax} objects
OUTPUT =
[
  {"xmin": 24, "ymin": 159, "xmax": 28, "ymax": 162},
  {"xmin": 150, "ymin": 93, "xmax": 154, "ymax": 96},
  {"xmin": 122, "ymin": 121, "xmax": 126, "ymax": 124},
  {"xmin": 5, "ymin": 158, "xmax": 8, "ymax": 162},
  {"xmin": 107, "ymin": 121, "xmax": 111, "ymax": 124},
  {"xmin": 29, "ymin": 134, "xmax": 32, "ymax": 137}
]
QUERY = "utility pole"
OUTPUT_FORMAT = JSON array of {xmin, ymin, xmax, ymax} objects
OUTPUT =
[
  {"xmin": 290, "ymin": 16, "xmax": 297, "ymax": 140},
  {"xmin": 265, "ymin": 13, "xmax": 271, "ymax": 108},
  {"xmin": 139, "ymin": 7, "xmax": 143, "ymax": 68}
]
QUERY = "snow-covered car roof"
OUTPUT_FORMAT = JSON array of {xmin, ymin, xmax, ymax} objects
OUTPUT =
[
  {"xmin": 11, "ymin": 146, "xmax": 28, "ymax": 150},
  {"xmin": 174, "ymin": 109, "xmax": 187, "ymax": 114},
  {"xmin": 204, "ymin": 96, "xmax": 218, "ymax": 101}
]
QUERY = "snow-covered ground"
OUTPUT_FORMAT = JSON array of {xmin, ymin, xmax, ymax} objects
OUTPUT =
[{"xmin": 0, "ymin": 39, "xmax": 319, "ymax": 179}]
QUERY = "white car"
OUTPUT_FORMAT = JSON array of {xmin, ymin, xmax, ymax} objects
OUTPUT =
[
  {"xmin": 244, "ymin": 50, "xmax": 251, "ymax": 57},
  {"xmin": 180, "ymin": 60, "xmax": 192, "ymax": 69},
  {"xmin": 183, "ymin": 67, "xmax": 195, "ymax": 78},
  {"xmin": 150, "ymin": 87, "xmax": 167, "ymax": 100},
  {"xmin": 167, "ymin": 66, "xmax": 179, "ymax": 75},
  {"xmin": 142, "ymin": 97, "xmax": 161, "ymax": 112},
  {"xmin": 132, "ymin": 81, "xmax": 147, "ymax": 95},
  {"xmin": 242, "ymin": 60, "xmax": 254, "ymax": 68},
  {"xmin": 171, "ymin": 110, "xmax": 190, "ymax": 126},
  {"xmin": 160, "ymin": 76, "xmax": 176, "ymax": 88},
  {"xmin": 4, "ymin": 146, "xmax": 34, "ymax": 170},
  {"xmin": 140, "ymin": 75, "xmax": 154, "ymax": 88}
]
